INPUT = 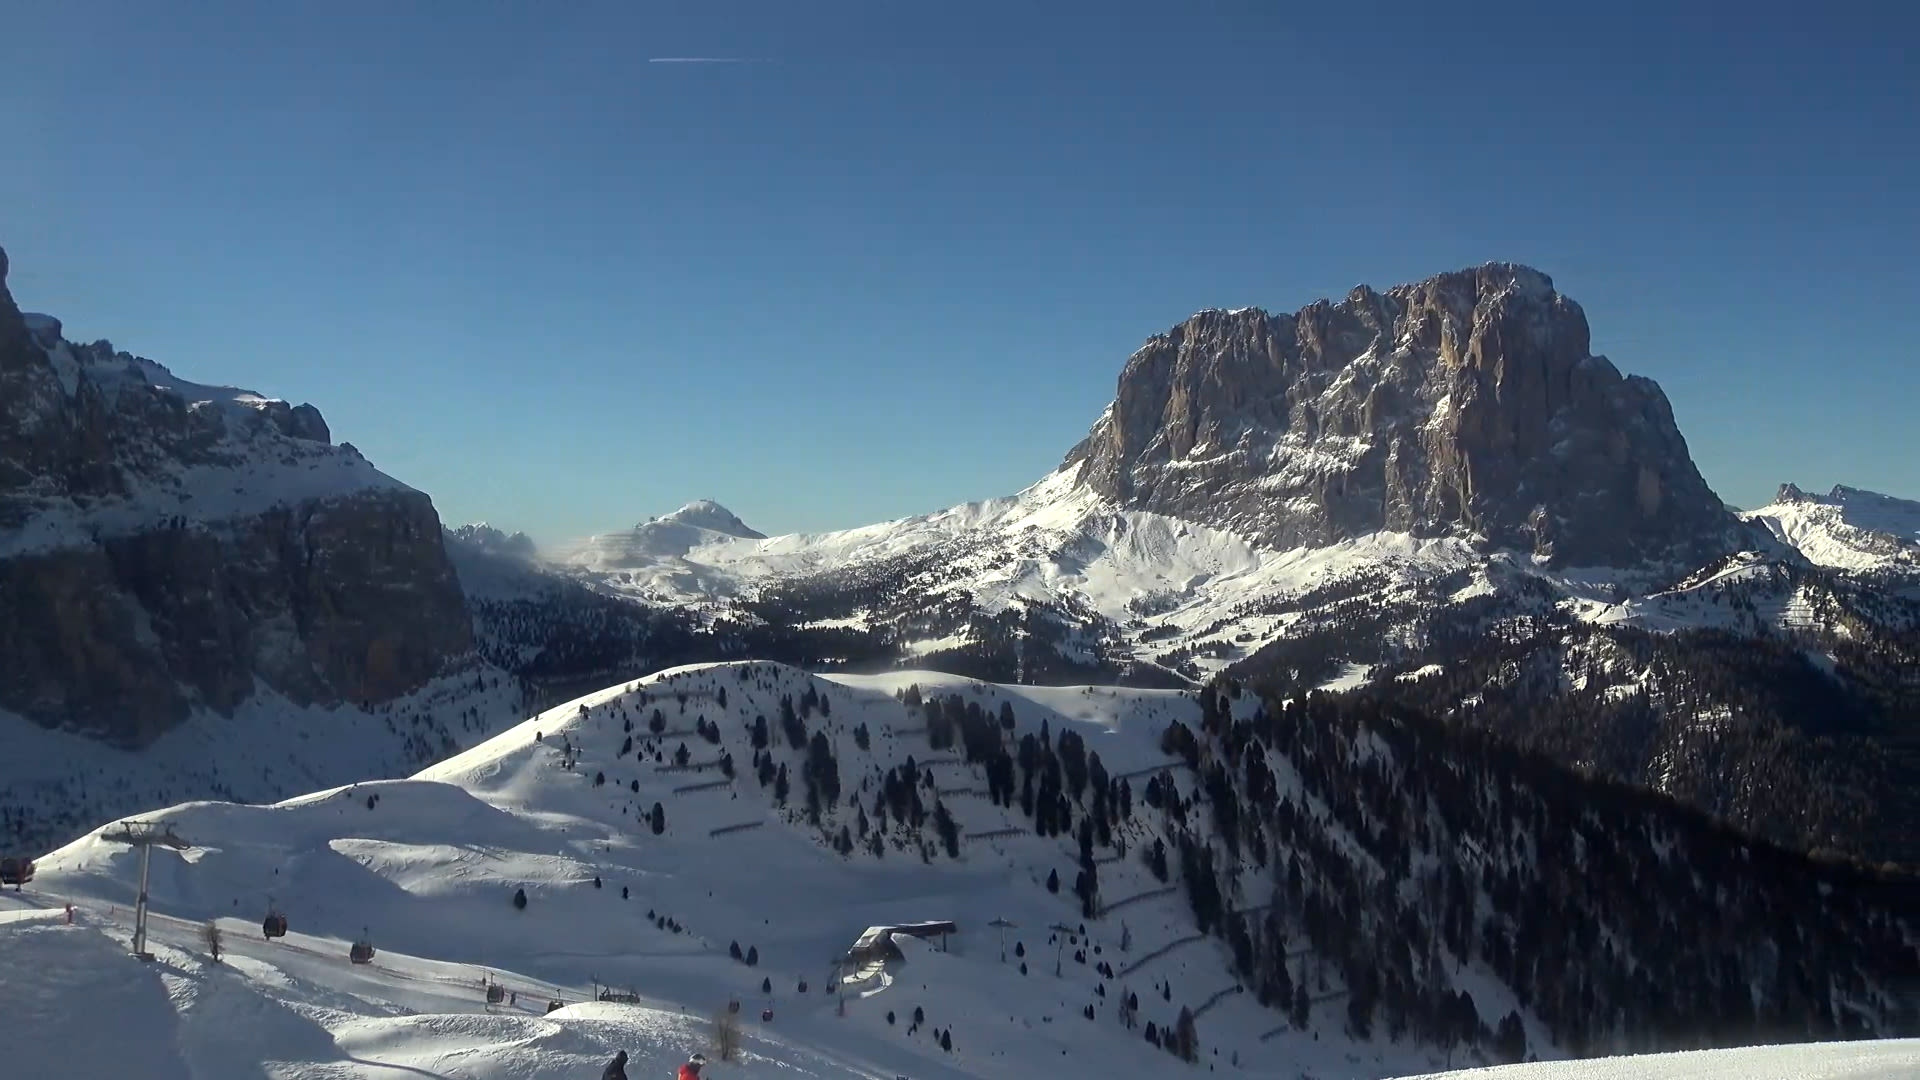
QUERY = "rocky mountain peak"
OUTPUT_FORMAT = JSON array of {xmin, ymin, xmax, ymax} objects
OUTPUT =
[{"xmin": 1063, "ymin": 262, "xmax": 1738, "ymax": 566}]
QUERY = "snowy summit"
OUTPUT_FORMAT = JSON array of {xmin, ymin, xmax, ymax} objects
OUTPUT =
[
  {"xmin": 657, "ymin": 499, "xmax": 768, "ymax": 540},
  {"xmin": 557, "ymin": 500, "xmax": 768, "ymax": 574}
]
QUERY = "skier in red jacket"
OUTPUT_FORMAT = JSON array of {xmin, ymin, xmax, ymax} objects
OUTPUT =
[{"xmin": 676, "ymin": 1053, "xmax": 707, "ymax": 1080}]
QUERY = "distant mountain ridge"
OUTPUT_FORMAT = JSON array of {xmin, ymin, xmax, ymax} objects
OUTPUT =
[
  {"xmin": 447, "ymin": 522, "xmax": 538, "ymax": 560},
  {"xmin": 1743, "ymin": 483, "xmax": 1920, "ymax": 583}
]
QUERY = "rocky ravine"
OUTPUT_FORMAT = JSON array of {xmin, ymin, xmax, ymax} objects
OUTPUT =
[
  {"xmin": 1064, "ymin": 263, "xmax": 1749, "ymax": 567},
  {"xmin": 0, "ymin": 244, "xmax": 474, "ymax": 747}
]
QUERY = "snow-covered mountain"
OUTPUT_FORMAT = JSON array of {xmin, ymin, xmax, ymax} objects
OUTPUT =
[
  {"xmin": 530, "ymin": 266, "xmax": 1918, "ymax": 866},
  {"xmin": 562, "ymin": 500, "xmax": 768, "ymax": 567},
  {"xmin": 547, "ymin": 264, "xmax": 1785, "ymax": 684},
  {"xmin": 1742, "ymin": 484, "xmax": 1920, "ymax": 584},
  {"xmin": 553, "ymin": 499, "xmax": 774, "ymax": 603},
  {"xmin": 12, "ymin": 662, "xmax": 1916, "ymax": 1077}
]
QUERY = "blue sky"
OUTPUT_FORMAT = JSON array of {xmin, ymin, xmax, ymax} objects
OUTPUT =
[{"xmin": 3, "ymin": 3, "xmax": 1915, "ymax": 544}]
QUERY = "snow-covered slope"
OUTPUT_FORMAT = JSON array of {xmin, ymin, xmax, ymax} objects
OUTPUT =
[
  {"xmin": 0, "ymin": 671, "xmax": 528, "ymax": 863},
  {"xmin": 13, "ymin": 662, "xmax": 1915, "ymax": 1079},
  {"xmin": 6, "ymin": 902, "xmax": 1912, "ymax": 1080},
  {"xmin": 16, "ymin": 663, "xmax": 1511, "ymax": 1079},
  {"xmin": 1403, "ymin": 1041, "xmax": 1920, "ymax": 1080}
]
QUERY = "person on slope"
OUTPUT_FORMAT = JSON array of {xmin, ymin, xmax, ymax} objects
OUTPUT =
[
  {"xmin": 601, "ymin": 1050, "xmax": 628, "ymax": 1080},
  {"xmin": 677, "ymin": 1052, "xmax": 707, "ymax": 1080}
]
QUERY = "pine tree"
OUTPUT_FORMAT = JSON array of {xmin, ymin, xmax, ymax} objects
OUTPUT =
[
  {"xmin": 780, "ymin": 695, "xmax": 806, "ymax": 749},
  {"xmin": 933, "ymin": 802, "xmax": 960, "ymax": 858}
]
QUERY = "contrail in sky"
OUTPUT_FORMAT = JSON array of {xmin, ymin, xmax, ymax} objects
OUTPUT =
[{"xmin": 647, "ymin": 57, "xmax": 764, "ymax": 64}]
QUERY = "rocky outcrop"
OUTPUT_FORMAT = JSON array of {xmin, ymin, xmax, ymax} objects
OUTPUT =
[
  {"xmin": 1063, "ymin": 263, "xmax": 1743, "ymax": 566},
  {"xmin": 447, "ymin": 522, "xmax": 538, "ymax": 560},
  {"xmin": 0, "ymin": 244, "xmax": 474, "ymax": 747}
]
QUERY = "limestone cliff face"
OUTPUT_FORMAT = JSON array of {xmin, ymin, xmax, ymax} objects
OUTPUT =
[
  {"xmin": 0, "ymin": 244, "xmax": 473, "ymax": 747},
  {"xmin": 1064, "ymin": 263, "xmax": 1741, "ymax": 566}
]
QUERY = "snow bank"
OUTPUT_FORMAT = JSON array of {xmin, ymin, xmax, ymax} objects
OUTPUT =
[{"xmin": 1397, "ymin": 1039, "xmax": 1920, "ymax": 1079}]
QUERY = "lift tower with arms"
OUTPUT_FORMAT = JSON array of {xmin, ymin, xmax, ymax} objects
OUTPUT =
[{"xmin": 103, "ymin": 819, "xmax": 190, "ymax": 961}]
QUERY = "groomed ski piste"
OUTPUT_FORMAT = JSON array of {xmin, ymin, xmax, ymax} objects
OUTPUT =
[{"xmin": 6, "ymin": 661, "xmax": 1915, "ymax": 1080}]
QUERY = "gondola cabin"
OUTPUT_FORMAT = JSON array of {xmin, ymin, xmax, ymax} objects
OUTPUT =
[
  {"xmin": 262, "ymin": 911, "xmax": 289, "ymax": 939},
  {"xmin": 0, "ymin": 856, "xmax": 33, "ymax": 888},
  {"xmin": 486, "ymin": 983, "xmax": 505, "ymax": 1005},
  {"xmin": 349, "ymin": 934, "xmax": 375, "ymax": 965}
]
